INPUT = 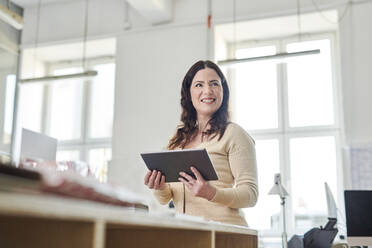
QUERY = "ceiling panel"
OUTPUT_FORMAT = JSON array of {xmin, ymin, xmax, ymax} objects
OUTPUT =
[
  {"xmin": 22, "ymin": 37, "xmax": 116, "ymax": 63},
  {"xmin": 12, "ymin": 0, "xmax": 74, "ymax": 8},
  {"xmin": 215, "ymin": 10, "xmax": 338, "ymax": 43}
]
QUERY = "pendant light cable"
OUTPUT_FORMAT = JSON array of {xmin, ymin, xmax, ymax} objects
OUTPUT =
[
  {"xmin": 232, "ymin": 0, "xmax": 237, "ymax": 58},
  {"xmin": 32, "ymin": 0, "xmax": 42, "ymax": 78},
  {"xmin": 20, "ymin": 0, "xmax": 97, "ymax": 84},
  {"xmin": 296, "ymin": 0, "xmax": 302, "ymax": 42},
  {"xmin": 82, "ymin": 0, "xmax": 90, "ymax": 70},
  {"xmin": 310, "ymin": 0, "xmax": 352, "ymax": 25}
]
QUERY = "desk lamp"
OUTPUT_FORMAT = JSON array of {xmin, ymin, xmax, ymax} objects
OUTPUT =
[{"xmin": 269, "ymin": 173, "xmax": 289, "ymax": 248}]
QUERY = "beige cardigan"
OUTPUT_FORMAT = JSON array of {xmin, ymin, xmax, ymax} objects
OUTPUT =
[{"xmin": 152, "ymin": 122, "xmax": 258, "ymax": 226}]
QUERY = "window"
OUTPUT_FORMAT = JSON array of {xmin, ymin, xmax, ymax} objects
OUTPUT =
[
  {"xmin": 56, "ymin": 150, "xmax": 80, "ymax": 161},
  {"xmin": 88, "ymin": 148, "xmax": 112, "ymax": 182},
  {"xmin": 235, "ymin": 46, "xmax": 278, "ymax": 130},
  {"xmin": 244, "ymin": 139, "xmax": 281, "ymax": 231},
  {"xmin": 49, "ymin": 67, "xmax": 84, "ymax": 140},
  {"xmin": 286, "ymin": 40, "xmax": 335, "ymax": 127},
  {"xmin": 0, "ymin": 42, "xmax": 19, "ymax": 156},
  {"xmin": 19, "ymin": 83, "xmax": 44, "ymax": 133},
  {"xmin": 290, "ymin": 136, "xmax": 338, "ymax": 233},
  {"xmin": 19, "ymin": 60, "xmax": 116, "ymax": 182},
  {"xmin": 3, "ymin": 75, "xmax": 17, "ymax": 144},
  {"xmin": 230, "ymin": 34, "xmax": 343, "ymax": 243},
  {"xmin": 89, "ymin": 64, "xmax": 115, "ymax": 138}
]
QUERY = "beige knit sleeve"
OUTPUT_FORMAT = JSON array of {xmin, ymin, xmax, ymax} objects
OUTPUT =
[
  {"xmin": 211, "ymin": 125, "xmax": 258, "ymax": 208},
  {"xmin": 152, "ymin": 183, "xmax": 172, "ymax": 205}
]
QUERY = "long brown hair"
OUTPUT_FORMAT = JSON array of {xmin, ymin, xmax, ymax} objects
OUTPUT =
[{"xmin": 167, "ymin": 60, "xmax": 230, "ymax": 149}]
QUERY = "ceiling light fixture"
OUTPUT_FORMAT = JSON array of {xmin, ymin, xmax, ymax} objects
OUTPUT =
[
  {"xmin": 218, "ymin": 49, "xmax": 320, "ymax": 66},
  {"xmin": 218, "ymin": 0, "xmax": 320, "ymax": 67},
  {"xmin": 0, "ymin": 1, "xmax": 23, "ymax": 30},
  {"xmin": 19, "ymin": 71, "xmax": 98, "ymax": 84}
]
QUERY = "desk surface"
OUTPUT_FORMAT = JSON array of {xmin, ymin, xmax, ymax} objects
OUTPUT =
[{"xmin": 0, "ymin": 191, "xmax": 258, "ymax": 248}]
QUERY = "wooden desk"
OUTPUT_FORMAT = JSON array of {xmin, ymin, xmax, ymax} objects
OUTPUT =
[{"xmin": 0, "ymin": 192, "xmax": 257, "ymax": 248}]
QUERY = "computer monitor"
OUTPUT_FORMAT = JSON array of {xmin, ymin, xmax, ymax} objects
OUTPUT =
[
  {"xmin": 344, "ymin": 190, "xmax": 372, "ymax": 246},
  {"xmin": 20, "ymin": 128, "xmax": 57, "ymax": 161}
]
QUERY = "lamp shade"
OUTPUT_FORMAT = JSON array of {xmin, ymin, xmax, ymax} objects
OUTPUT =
[{"xmin": 268, "ymin": 173, "xmax": 289, "ymax": 198}]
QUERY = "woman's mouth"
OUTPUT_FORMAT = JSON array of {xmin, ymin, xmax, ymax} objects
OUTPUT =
[{"xmin": 201, "ymin": 98, "xmax": 216, "ymax": 103}]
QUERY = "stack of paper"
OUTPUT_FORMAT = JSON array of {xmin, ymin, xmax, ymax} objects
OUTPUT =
[{"xmin": 0, "ymin": 162, "xmax": 148, "ymax": 210}]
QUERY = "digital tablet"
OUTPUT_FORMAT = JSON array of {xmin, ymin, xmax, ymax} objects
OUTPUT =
[{"xmin": 140, "ymin": 148, "xmax": 218, "ymax": 183}]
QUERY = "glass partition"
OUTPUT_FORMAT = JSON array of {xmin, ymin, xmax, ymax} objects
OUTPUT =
[
  {"xmin": 0, "ymin": 3, "xmax": 22, "ymax": 161},
  {"xmin": 0, "ymin": 45, "xmax": 18, "ymax": 159}
]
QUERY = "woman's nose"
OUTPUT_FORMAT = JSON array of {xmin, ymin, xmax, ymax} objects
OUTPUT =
[{"xmin": 204, "ymin": 85, "xmax": 213, "ymax": 94}]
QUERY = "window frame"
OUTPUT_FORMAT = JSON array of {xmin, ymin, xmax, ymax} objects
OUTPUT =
[
  {"xmin": 0, "ymin": 71, "xmax": 16, "ymax": 155},
  {"xmin": 0, "ymin": 71, "xmax": 7, "ymax": 149},
  {"xmin": 42, "ymin": 56, "xmax": 115, "ymax": 163},
  {"xmin": 228, "ymin": 32, "xmax": 345, "ymax": 238}
]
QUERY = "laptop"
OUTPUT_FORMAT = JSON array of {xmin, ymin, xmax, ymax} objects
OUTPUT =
[{"xmin": 20, "ymin": 128, "xmax": 57, "ymax": 162}]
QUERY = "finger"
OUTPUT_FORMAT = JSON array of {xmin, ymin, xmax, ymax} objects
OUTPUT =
[
  {"xmin": 154, "ymin": 171, "xmax": 162, "ymax": 188},
  {"xmin": 160, "ymin": 175, "xmax": 165, "ymax": 185},
  {"xmin": 144, "ymin": 170, "xmax": 152, "ymax": 185},
  {"xmin": 179, "ymin": 171, "xmax": 195, "ymax": 182},
  {"xmin": 148, "ymin": 170, "xmax": 157, "ymax": 188},
  {"xmin": 178, "ymin": 177, "xmax": 193, "ymax": 188},
  {"xmin": 179, "ymin": 178, "xmax": 192, "ymax": 189},
  {"xmin": 191, "ymin": 166, "xmax": 204, "ymax": 182}
]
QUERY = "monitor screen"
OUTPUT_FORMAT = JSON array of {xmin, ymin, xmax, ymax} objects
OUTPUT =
[{"xmin": 344, "ymin": 190, "xmax": 372, "ymax": 246}]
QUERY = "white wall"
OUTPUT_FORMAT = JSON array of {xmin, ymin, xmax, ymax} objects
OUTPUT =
[
  {"xmin": 109, "ymin": 24, "xmax": 207, "ymax": 198},
  {"xmin": 19, "ymin": 0, "xmax": 372, "ymax": 196},
  {"xmin": 339, "ymin": 1, "xmax": 372, "ymax": 145}
]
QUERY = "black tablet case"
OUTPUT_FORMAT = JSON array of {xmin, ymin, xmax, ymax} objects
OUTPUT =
[{"xmin": 141, "ymin": 149, "xmax": 218, "ymax": 183}]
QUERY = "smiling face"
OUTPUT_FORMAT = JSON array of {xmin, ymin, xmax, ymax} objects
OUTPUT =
[{"xmin": 190, "ymin": 67, "xmax": 223, "ymax": 120}]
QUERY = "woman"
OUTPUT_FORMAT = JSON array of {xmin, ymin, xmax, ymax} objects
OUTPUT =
[{"xmin": 144, "ymin": 60, "xmax": 258, "ymax": 226}]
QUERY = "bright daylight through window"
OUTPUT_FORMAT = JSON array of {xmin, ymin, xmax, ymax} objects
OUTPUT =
[
  {"xmin": 230, "ymin": 36, "xmax": 342, "ymax": 246},
  {"xmin": 19, "ymin": 62, "xmax": 115, "ymax": 182}
]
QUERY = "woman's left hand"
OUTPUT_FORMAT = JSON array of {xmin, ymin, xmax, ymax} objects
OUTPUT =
[{"xmin": 178, "ymin": 166, "xmax": 216, "ymax": 201}]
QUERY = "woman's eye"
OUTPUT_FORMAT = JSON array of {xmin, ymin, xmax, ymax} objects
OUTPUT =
[
  {"xmin": 211, "ymin": 82, "xmax": 220, "ymax": 86},
  {"xmin": 195, "ymin": 83, "xmax": 202, "ymax": 87}
]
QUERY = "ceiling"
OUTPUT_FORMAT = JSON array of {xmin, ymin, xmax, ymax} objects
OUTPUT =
[
  {"xmin": 11, "ymin": 0, "xmax": 173, "ymax": 24},
  {"xmin": 22, "ymin": 37, "xmax": 116, "ymax": 63},
  {"xmin": 12, "ymin": 0, "xmax": 73, "ymax": 8},
  {"xmin": 215, "ymin": 10, "xmax": 338, "ymax": 43}
]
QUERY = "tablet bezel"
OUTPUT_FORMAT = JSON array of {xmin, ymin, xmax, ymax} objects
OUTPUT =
[{"xmin": 141, "ymin": 148, "xmax": 218, "ymax": 183}]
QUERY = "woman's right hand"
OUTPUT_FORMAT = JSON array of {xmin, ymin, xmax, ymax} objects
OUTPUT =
[{"xmin": 144, "ymin": 170, "xmax": 166, "ymax": 190}]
